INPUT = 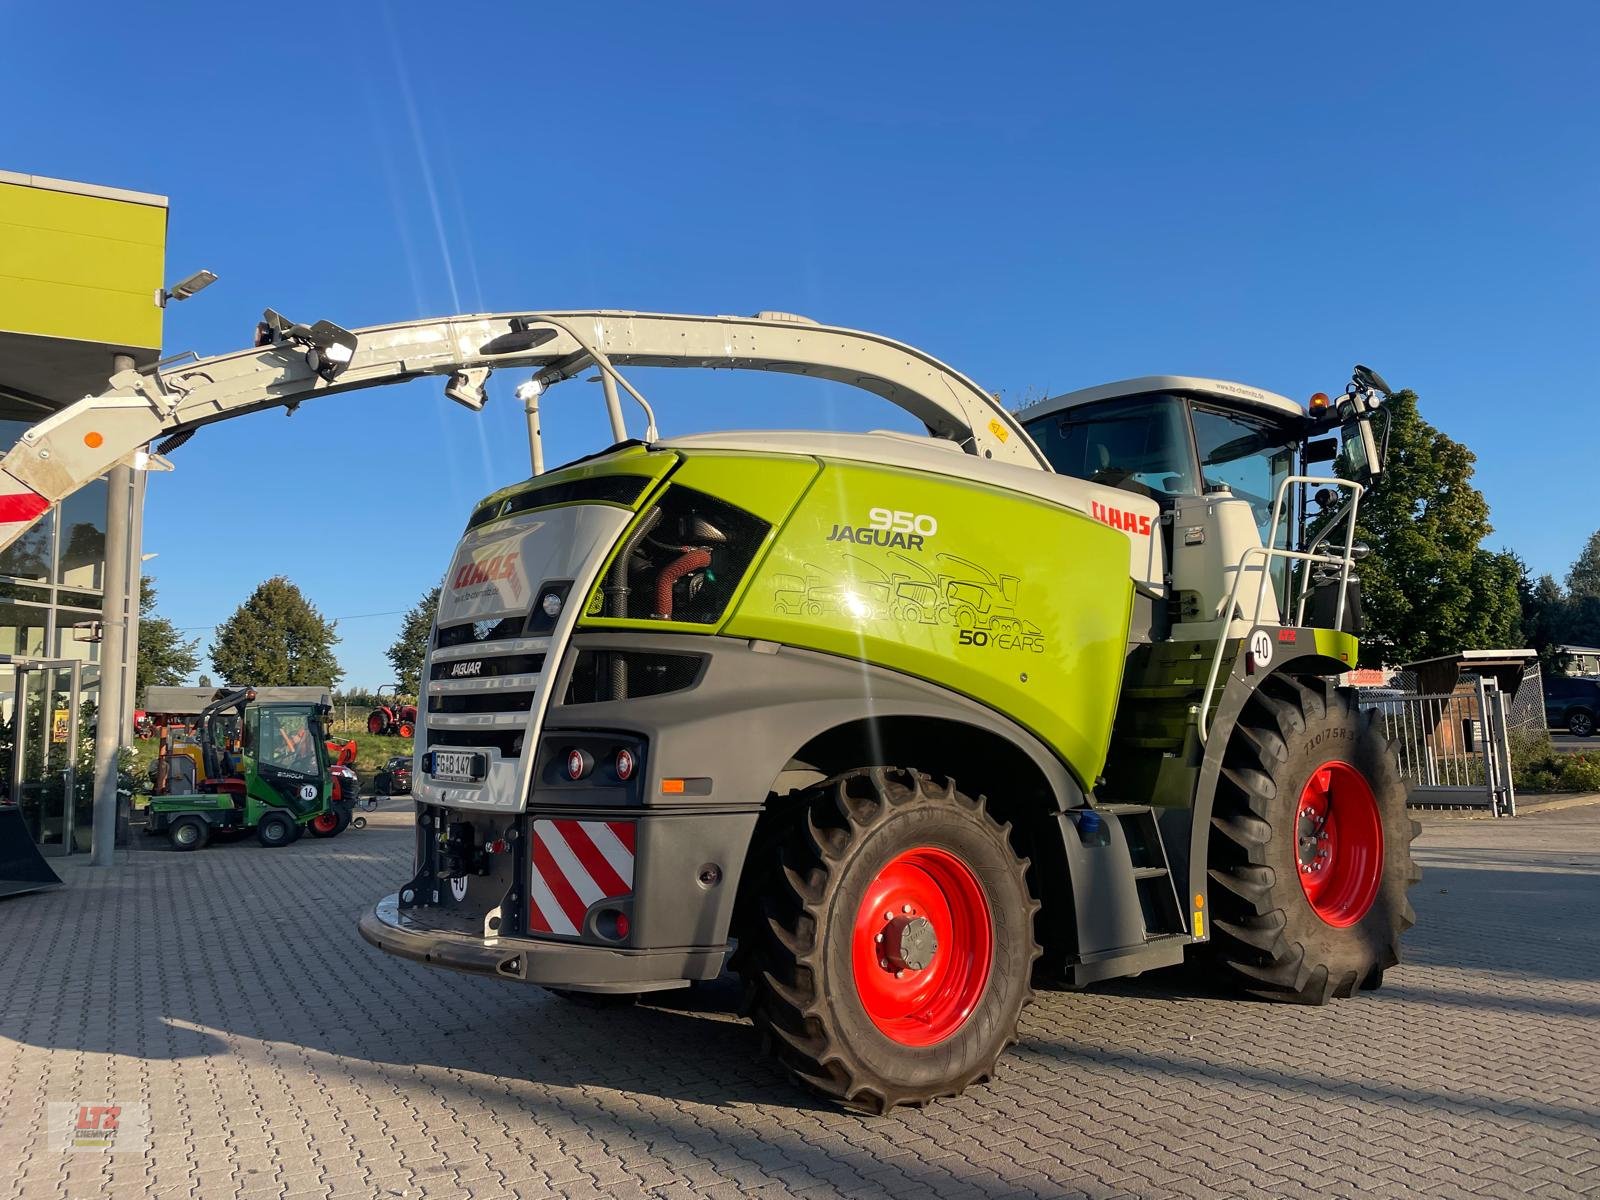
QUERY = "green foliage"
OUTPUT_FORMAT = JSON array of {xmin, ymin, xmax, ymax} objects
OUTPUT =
[
  {"xmin": 209, "ymin": 576, "xmax": 343, "ymax": 687},
  {"xmin": 1350, "ymin": 390, "xmax": 1522, "ymax": 666},
  {"xmin": 385, "ymin": 585, "xmax": 440, "ymax": 696},
  {"xmin": 1513, "ymin": 738, "xmax": 1600, "ymax": 794},
  {"xmin": 136, "ymin": 576, "xmax": 201, "ymax": 702},
  {"xmin": 1565, "ymin": 530, "xmax": 1600, "ymax": 602}
]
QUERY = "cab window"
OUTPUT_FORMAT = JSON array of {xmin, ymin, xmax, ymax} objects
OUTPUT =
[
  {"xmin": 1024, "ymin": 395, "xmax": 1197, "ymax": 503},
  {"xmin": 259, "ymin": 709, "xmax": 319, "ymax": 775},
  {"xmin": 1191, "ymin": 405, "xmax": 1298, "ymax": 537}
]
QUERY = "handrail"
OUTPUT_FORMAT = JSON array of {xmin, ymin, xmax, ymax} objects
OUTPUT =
[
  {"xmin": 1254, "ymin": 475, "xmax": 1365, "ymax": 624},
  {"xmin": 1200, "ymin": 475, "xmax": 1365, "ymax": 747}
]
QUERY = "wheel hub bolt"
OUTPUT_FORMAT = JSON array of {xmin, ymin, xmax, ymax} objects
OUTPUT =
[{"xmin": 882, "ymin": 915, "xmax": 938, "ymax": 973}]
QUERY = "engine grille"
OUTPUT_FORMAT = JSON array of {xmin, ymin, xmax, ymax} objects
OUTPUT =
[
  {"xmin": 429, "ymin": 691, "xmax": 537, "ymax": 715},
  {"xmin": 429, "ymin": 653, "xmax": 546, "ymax": 681}
]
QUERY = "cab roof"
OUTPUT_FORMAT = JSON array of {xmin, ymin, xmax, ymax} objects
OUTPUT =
[{"xmin": 1018, "ymin": 375, "xmax": 1305, "ymax": 425}]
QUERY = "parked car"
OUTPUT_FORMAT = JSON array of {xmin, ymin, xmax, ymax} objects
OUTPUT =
[
  {"xmin": 373, "ymin": 754, "xmax": 414, "ymax": 795},
  {"xmin": 1544, "ymin": 675, "xmax": 1600, "ymax": 737}
]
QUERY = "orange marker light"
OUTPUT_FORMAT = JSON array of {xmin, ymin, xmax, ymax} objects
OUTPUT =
[
  {"xmin": 661, "ymin": 778, "xmax": 686, "ymax": 795},
  {"xmin": 1308, "ymin": 392, "xmax": 1330, "ymax": 413},
  {"xmin": 84, "ymin": 432, "xmax": 104, "ymax": 448}
]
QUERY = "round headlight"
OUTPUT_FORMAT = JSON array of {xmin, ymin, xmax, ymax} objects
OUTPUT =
[{"xmin": 541, "ymin": 591, "xmax": 564, "ymax": 619}]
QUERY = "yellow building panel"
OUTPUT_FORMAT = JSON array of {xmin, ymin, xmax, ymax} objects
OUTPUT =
[{"xmin": 0, "ymin": 178, "xmax": 166, "ymax": 351}]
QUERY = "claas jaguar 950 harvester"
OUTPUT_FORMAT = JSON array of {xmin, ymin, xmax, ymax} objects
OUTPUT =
[{"xmin": 0, "ymin": 309, "xmax": 1416, "ymax": 1112}]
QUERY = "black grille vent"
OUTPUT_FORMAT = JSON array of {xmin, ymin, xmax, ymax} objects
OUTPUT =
[
  {"xmin": 430, "ymin": 653, "xmax": 546, "ymax": 681},
  {"xmin": 429, "ymin": 692, "xmax": 537, "ymax": 715},
  {"xmin": 564, "ymin": 651, "xmax": 705, "ymax": 705},
  {"xmin": 467, "ymin": 474, "xmax": 652, "ymax": 531},
  {"xmin": 426, "ymin": 728, "xmax": 524, "ymax": 758},
  {"xmin": 436, "ymin": 616, "xmax": 525, "ymax": 648}
]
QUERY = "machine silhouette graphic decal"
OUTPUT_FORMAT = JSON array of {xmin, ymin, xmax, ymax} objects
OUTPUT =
[{"xmin": 773, "ymin": 551, "xmax": 1045, "ymax": 651}]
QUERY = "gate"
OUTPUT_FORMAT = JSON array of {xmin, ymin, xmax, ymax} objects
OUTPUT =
[{"xmin": 1357, "ymin": 672, "xmax": 1517, "ymax": 816}]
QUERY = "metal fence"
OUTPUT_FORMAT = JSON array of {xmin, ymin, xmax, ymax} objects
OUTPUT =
[{"xmin": 1357, "ymin": 672, "xmax": 1518, "ymax": 816}]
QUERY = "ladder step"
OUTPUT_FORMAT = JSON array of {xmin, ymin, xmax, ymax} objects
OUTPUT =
[{"xmin": 1131, "ymin": 866, "xmax": 1169, "ymax": 880}]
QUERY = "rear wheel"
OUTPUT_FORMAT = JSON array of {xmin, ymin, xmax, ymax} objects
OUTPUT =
[
  {"xmin": 169, "ymin": 816, "xmax": 208, "ymax": 852},
  {"xmin": 1569, "ymin": 709, "xmax": 1594, "ymax": 738},
  {"xmin": 307, "ymin": 811, "xmax": 341, "ymax": 838},
  {"xmin": 736, "ymin": 767, "xmax": 1038, "ymax": 1113},
  {"xmin": 1207, "ymin": 675, "xmax": 1420, "ymax": 1002},
  {"xmin": 257, "ymin": 812, "xmax": 296, "ymax": 848},
  {"xmin": 367, "ymin": 711, "xmax": 386, "ymax": 736}
]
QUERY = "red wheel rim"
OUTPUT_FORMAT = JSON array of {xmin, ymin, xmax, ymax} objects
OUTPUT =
[
  {"xmin": 1295, "ymin": 761, "xmax": 1383, "ymax": 927},
  {"xmin": 850, "ymin": 846, "xmax": 992, "ymax": 1046},
  {"xmin": 311, "ymin": 812, "xmax": 338, "ymax": 834}
]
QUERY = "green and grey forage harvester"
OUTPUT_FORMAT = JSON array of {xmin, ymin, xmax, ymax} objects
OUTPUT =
[{"xmin": 0, "ymin": 309, "xmax": 1416, "ymax": 1111}]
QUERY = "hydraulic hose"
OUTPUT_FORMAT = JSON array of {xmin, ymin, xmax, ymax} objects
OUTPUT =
[{"xmin": 653, "ymin": 548, "xmax": 712, "ymax": 620}]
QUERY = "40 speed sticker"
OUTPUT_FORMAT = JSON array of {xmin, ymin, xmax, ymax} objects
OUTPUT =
[{"xmin": 1249, "ymin": 628, "xmax": 1274, "ymax": 667}]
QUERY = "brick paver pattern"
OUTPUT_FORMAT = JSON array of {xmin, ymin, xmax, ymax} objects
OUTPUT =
[{"xmin": 1, "ymin": 804, "xmax": 1597, "ymax": 1199}]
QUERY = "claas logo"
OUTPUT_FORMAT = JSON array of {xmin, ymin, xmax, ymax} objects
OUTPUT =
[
  {"xmin": 453, "ymin": 554, "xmax": 519, "ymax": 589},
  {"xmin": 1089, "ymin": 500, "xmax": 1153, "ymax": 536}
]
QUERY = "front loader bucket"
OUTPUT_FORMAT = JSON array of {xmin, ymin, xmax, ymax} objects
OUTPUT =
[{"xmin": 0, "ymin": 806, "xmax": 62, "ymax": 899}]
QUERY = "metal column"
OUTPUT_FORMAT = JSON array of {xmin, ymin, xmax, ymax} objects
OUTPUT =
[{"xmin": 90, "ymin": 353, "xmax": 137, "ymax": 866}]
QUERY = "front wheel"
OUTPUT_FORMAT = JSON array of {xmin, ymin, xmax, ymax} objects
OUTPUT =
[
  {"xmin": 257, "ymin": 812, "xmax": 296, "ymax": 848},
  {"xmin": 1207, "ymin": 675, "xmax": 1420, "ymax": 1003},
  {"xmin": 1569, "ymin": 709, "xmax": 1594, "ymax": 738},
  {"xmin": 736, "ymin": 767, "xmax": 1038, "ymax": 1113}
]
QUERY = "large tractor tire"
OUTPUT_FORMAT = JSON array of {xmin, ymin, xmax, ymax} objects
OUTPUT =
[
  {"xmin": 736, "ymin": 767, "xmax": 1038, "ymax": 1113},
  {"xmin": 1207, "ymin": 675, "xmax": 1420, "ymax": 1003},
  {"xmin": 367, "ymin": 710, "xmax": 387, "ymax": 736}
]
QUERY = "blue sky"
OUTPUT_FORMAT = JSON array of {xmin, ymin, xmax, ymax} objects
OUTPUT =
[{"xmin": 2, "ymin": 3, "xmax": 1595, "ymax": 687}]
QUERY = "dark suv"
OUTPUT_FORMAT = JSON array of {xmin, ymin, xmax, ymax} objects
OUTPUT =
[{"xmin": 1545, "ymin": 676, "xmax": 1600, "ymax": 737}]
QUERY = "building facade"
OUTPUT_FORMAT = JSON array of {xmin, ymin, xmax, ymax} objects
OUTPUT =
[{"xmin": 0, "ymin": 170, "xmax": 165, "ymax": 853}]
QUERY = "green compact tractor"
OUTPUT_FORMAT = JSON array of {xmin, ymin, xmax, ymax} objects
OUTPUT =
[
  {"xmin": 143, "ymin": 688, "xmax": 340, "ymax": 850},
  {"xmin": 0, "ymin": 308, "xmax": 1418, "ymax": 1112}
]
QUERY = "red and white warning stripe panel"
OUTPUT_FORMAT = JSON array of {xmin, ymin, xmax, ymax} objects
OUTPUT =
[
  {"xmin": 0, "ymin": 472, "xmax": 51, "ymax": 550},
  {"xmin": 527, "ymin": 819, "xmax": 635, "ymax": 936}
]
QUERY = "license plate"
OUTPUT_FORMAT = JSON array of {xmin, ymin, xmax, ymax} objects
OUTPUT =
[{"xmin": 429, "ymin": 751, "xmax": 484, "ymax": 782}]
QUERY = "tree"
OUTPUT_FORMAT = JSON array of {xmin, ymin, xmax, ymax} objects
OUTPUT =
[
  {"xmin": 1514, "ymin": 558, "xmax": 1571, "ymax": 672},
  {"xmin": 136, "ymin": 576, "xmax": 201, "ymax": 700},
  {"xmin": 1566, "ymin": 530, "xmax": 1600, "ymax": 603},
  {"xmin": 385, "ymin": 585, "xmax": 439, "ymax": 696},
  {"xmin": 209, "ymin": 577, "xmax": 343, "ymax": 687},
  {"xmin": 1348, "ymin": 390, "xmax": 1522, "ymax": 666}
]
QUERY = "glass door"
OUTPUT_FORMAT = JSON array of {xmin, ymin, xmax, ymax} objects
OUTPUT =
[{"xmin": 8, "ymin": 662, "xmax": 82, "ymax": 856}]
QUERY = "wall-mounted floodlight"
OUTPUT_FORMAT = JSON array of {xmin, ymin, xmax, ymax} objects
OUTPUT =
[{"xmin": 156, "ymin": 269, "xmax": 219, "ymax": 308}]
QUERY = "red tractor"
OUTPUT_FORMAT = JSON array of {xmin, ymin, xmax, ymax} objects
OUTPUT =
[{"xmin": 366, "ymin": 686, "xmax": 417, "ymax": 738}]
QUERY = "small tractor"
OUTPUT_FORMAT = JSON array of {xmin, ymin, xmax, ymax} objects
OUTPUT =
[
  {"xmin": 366, "ymin": 686, "xmax": 417, "ymax": 738},
  {"xmin": 0, "ymin": 309, "xmax": 1418, "ymax": 1113},
  {"xmin": 143, "ymin": 687, "xmax": 345, "ymax": 849}
]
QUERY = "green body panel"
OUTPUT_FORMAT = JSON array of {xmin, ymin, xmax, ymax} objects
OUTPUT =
[
  {"xmin": 579, "ymin": 451, "xmax": 821, "ymax": 635},
  {"xmin": 724, "ymin": 459, "xmax": 1134, "ymax": 785},
  {"xmin": 1312, "ymin": 627, "xmax": 1360, "ymax": 667}
]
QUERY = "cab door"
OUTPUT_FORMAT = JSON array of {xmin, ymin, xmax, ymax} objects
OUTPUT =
[{"xmin": 247, "ymin": 706, "xmax": 325, "ymax": 816}]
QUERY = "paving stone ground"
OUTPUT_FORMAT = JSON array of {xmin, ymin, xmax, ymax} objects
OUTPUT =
[{"xmin": 1, "ymin": 802, "xmax": 1597, "ymax": 1199}]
